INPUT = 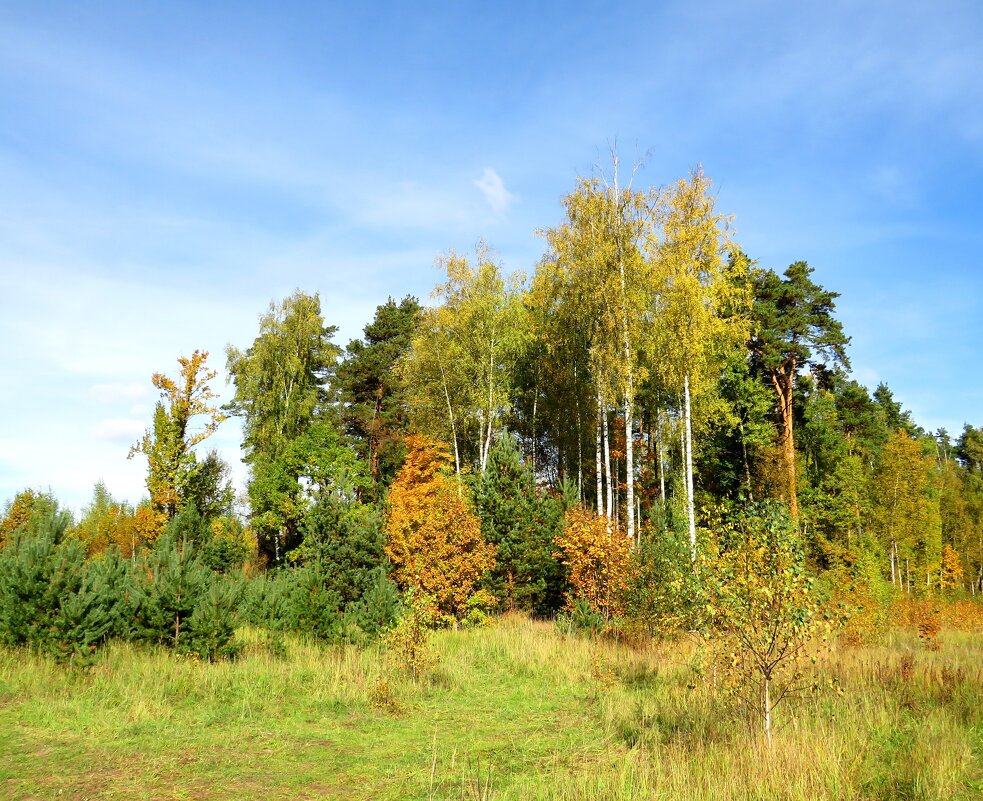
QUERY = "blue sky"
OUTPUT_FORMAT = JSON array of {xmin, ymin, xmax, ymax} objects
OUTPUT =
[{"xmin": 1, "ymin": 0, "xmax": 981, "ymax": 513}]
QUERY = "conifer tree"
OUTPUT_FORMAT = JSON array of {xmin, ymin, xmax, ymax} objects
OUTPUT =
[
  {"xmin": 749, "ymin": 262, "xmax": 849, "ymax": 520},
  {"xmin": 336, "ymin": 296, "xmax": 421, "ymax": 497},
  {"xmin": 472, "ymin": 436, "xmax": 566, "ymax": 614}
]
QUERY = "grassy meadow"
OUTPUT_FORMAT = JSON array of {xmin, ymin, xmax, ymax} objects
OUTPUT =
[{"xmin": 1, "ymin": 615, "xmax": 981, "ymax": 801}]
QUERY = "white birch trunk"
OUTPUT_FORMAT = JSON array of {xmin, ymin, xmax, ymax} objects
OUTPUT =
[
  {"xmin": 625, "ymin": 394, "xmax": 635, "ymax": 546},
  {"xmin": 603, "ymin": 404, "xmax": 613, "ymax": 521},
  {"xmin": 595, "ymin": 392, "xmax": 605, "ymax": 517},
  {"xmin": 657, "ymin": 409, "xmax": 666, "ymax": 511},
  {"xmin": 438, "ymin": 359, "xmax": 461, "ymax": 492},
  {"xmin": 684, "ymin": 374, "xmax": 696, "ymax": 558},
  {"xmin": 481, "ymin": 345, "xmax": 495, "ymax": 472}
]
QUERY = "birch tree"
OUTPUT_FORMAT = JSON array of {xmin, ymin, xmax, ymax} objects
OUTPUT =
[
  {"xmin": 402, "ymin": 246, "xmax": 528, "ymax": 476},
  {"xmin": 130, "ymin": 350, "xmax": 226, "ymax": 528},
  {"xmin": 654, "ymin": 168, "xmax": 750, "ymax": 556},
  {"xmin": 538, "ymin": 163, "xmax": 659, "ymax": 544},
  {"xmin": 225, "ymin": 291, "xmax": 341, "ymax": 561}
]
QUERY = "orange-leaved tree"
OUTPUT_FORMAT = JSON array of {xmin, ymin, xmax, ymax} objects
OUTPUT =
[
  {"xmin": 384, "ymin": 436, "xmax": 496, "ymax": 623},
  {"xmin": 554, "ymin": 506, "xmax": 635, "ymax": 620}
]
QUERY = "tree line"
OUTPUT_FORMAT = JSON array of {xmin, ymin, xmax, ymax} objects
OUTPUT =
[{"xmin": 2, "ymin": 159, "xmax": 982, "ymax": 666}]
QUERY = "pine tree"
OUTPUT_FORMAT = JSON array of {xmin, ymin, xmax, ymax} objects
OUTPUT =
[{"xmin": 472, "ymin": 436, "xmax": 566, "ymax": 615}]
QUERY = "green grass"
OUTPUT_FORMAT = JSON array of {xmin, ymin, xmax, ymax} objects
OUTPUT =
[{"xmin": 1, "ymin": 617, "xmax": 981, "ymax": 800}]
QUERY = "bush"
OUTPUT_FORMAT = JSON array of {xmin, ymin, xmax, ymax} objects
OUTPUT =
[
  {"xmin": 385, "ymin": 590, "xmax": 437, "ymax": 680},
  {"xmin": 554, "ymin": 506, "xmax": 635, "ymax": 620},
  {"xmin": 472, "ymin": 437, "xmax": 567, "ymax": 616},
  {"xmin": 239, "ymin": 563, "xmax": 399, "ymax": 645},
  {"xmin": 184, "ymin": 579, "xmax": 244, "ymax": 660},
  {"xmin": 625, "ymin": 526, "xmax": 701, "ymax": 636}
]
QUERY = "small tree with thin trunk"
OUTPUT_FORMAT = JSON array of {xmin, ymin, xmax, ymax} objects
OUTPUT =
[{"xmin": 706, "ymin": 502, "xmax": 842, "ymax": 745}]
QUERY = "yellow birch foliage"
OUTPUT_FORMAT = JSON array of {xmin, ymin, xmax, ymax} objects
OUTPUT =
[
  {"xmin": 384, "ymin": 436, "xmax": 496, "ymax": 622},
  {"xmin": 940, "ymin": 543, "xmax": 965, "ymax": 591},
  {"xmin": 554, "ymin": 506, "xmax": 635, "ymax": 619}
]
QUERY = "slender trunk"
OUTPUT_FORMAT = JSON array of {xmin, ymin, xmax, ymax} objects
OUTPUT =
[
  {"xmin": 482, "ymin": 345, "xmax": 495, "ymax": 472},
  {"xmin": 625, "ymin": 390, "xmax": 635, "ymax": 546},
  {"xmin": 684, "ymin": 374, "xmax": 696, "ymax": 558},
  {"xmin": 437, "ymin": 360, "xmax": 461, "ymax": 491},
  {"xmin": 772, "ymin": 366, "xmax": 799, "ymax": 520},
  {"xmin": 370, "ymin": 383, "xmax": 383, "ymax": 482},
  {"xmin": 657, "ymin": 409, "xmax": 666, "ymax": 511},
  {"xmin": 614, "ymin": 455, "xmax": 620, "ymax": 529},
  {"xmin": 531, "ymin": 375, "xmax": 538, "ymax": 473},
  {"xmin": 595, "ymin": 390, "xmax": 605, "ymax": 516},
  {"xmin": 603, "ymin": 405, "xmax": 613, "ymax": 521},
  {"xmin": 763, "ymin": 675, "xmax": 772, "ymax": 747},
  {"xmin": 576, "ymin": 392, "xmax": 583, "ymax": 502},
  {"xmin": 739, "ymin": 419, "xmax": 754, "ymax": 502}
]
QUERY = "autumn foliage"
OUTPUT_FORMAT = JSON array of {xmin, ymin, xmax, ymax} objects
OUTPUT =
[
  {"xmin": 384, "ymin": 436, "xmax": 496, "ymax": 622},
  {"xmin": 553, "ymin": 506, "xmax": 635, "ymax": 620}
]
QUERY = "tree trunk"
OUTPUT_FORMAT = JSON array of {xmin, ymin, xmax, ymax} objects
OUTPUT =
[
  {"xmin": 684, "ymin": 374, "xmax": 696, "ymax": 558},
  {"xmin": 481, "ymin": 345, "xmax": 495, "ymax": 472},
  {"xmin": 576, "ymin": 392, "xmax": 583, "ymax": 502},
  {"xmin": 595, "ymin": 391, "xmax": 605, "ymax": 516},
  {"xmin": 531, "ymin": 374, "xmax": 538, "ymax": 473},
  {"xmin": 763, "ymin": 674, "xmax": 772, "ymax": 747},
  {"xmin": 657, "ymin": 409, "xmax": 666, "ymax": 512},
  {"xmin": 370, "ymin": 383, "xmax": 383, "ymax": 482},
  {"xmin": 603, "ymin": 404, "xmax": 613, "ymax": 521},
  {"xmin": 739, "ymin": 419, "xmax": 754, "ymax": 502},
  {"xmin": 625, "ymin": 386, "xmax": 635, "ymax": 546},
  {"xmin": 771, "ymin": 366, "xmax": 799, "ymax": 520},
  {"xmin": 437, "ymin": 360, "xmax": 461, "ymax": 491}
]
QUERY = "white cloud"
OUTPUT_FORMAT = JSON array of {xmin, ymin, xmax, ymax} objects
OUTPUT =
[
  {"xmin": 473, "ymin": 168, "xmax": 515, "ymax": 217},
  {"xmin": 91, "ymin": 418, "xmax": 146, "ymax": 444}
]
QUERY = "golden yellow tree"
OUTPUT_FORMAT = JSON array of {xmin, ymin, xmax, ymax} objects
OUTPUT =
[
  {"xmin": 554, "ymin": 506, "xmax": 635, "ymax": 619},
  {"xmin": 384, "ymin": 436, "xmax": 496, "ymax": 622},
  {"xmin": 654, "ymin": 167, "xmax": 750, "ymax": 552},
  {"xmin": 940, "ymin": 543, "xmax": 965, "ymax": 593},
  {"xmin": 537, "ymin": 159, "xmax": 660, "ymax": 543},
  {"xmin": 870, "ymin": 430, "xmax": 942, "ymax": 592}
]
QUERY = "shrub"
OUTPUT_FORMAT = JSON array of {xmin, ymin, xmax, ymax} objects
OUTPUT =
[
  {"xmin": 554, "ymin": 506, "xmax": 635, "ymax": 620},
  {"xmin": 472, "ymin": 437, "xmax": 567, "ymax": 615},
  {"xmin": 385, "ymin": 590, "xmax": 437, "ymax": 680},
  {"xmin": 625, "ymin": 526, "xmax": 701, "ymax": 636}
]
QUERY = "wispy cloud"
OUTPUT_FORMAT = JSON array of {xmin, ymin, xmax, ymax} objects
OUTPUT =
[{"xmin": 474, "ymin": 168, "xmax": 515, "ymax": 217}]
